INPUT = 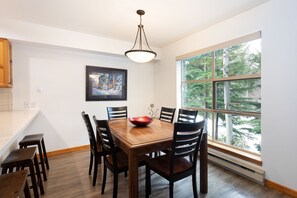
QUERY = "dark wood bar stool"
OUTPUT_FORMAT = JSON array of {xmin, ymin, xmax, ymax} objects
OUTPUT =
[
  {"xmin": 19, "ymin": 133, "xmax": 50, "ymax": 182},
  {"xmin": 0, "ymin": 170, "xmax": 31, "ymax": 198},
  {"xmin": 1, "ymin": 147, "xmax": 44, "ymax": 198}
]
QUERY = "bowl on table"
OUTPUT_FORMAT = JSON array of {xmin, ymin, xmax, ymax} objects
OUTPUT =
[{"xmin": 128, "ymin": 116, "xmax": 153, "ymax": 127}]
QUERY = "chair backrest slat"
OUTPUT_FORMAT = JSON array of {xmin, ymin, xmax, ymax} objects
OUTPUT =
[
  {"xmin": 159, "ymin": 107, "xmax": 176, "ymax": 123},
  {"xmin": 175, "ymin": 137, "xmax": 199, "ymax": 147},
  {"xmin": 107, "ymin": 106, "xmax": 128, "ymax": 120},
  {"xmin": 177, "ymin": 109, "xmax": 198, "ymax": 123},
  {"xmin": 175, "ymin": 147, "xmax": 196, "ymax": 158}
]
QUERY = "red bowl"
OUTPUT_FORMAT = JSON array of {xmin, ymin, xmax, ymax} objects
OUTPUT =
[{"xmin": 129, "ymin": 116, "xmax": 153, "ymax": 127}]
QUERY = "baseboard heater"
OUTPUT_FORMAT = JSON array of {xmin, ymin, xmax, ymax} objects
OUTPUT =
[{"xmin": 207, "ymin": 149, "xmax": 265, "ymax": 184}]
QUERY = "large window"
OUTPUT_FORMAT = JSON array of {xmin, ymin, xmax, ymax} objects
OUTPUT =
[{"xmin": 179, "ymin": 32, "xmax": 261, "ymax": 154}]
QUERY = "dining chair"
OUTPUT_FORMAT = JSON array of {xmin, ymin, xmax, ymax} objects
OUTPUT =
[
  {"xmin": 159, "ymin": 107, "xmax": 176, "ymax": 123},
  {"xmin": 177, "ymin": 109, "xmax": 198, "ymax": 123},
  {"xmin": 145, "ymin": 120, "xmax": 205, "ymax": 198},
  {"xmin": 93, "ymin": 116, "xmax": 143, "ymax": 198},
  {"xmin": 81, "ymin": 111, "xmax": 103, "ymax": 187},
  {"xmin": 153, "ymin": 107, "xmax": 176, "ymax": 157},
  {"xmin": 106, "ymin": 106, "xmax": 128, "ymax": 120}
]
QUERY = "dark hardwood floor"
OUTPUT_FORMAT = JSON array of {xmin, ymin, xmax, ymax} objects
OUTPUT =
[{"xmin": 38, "ymin": 150, "xmax": 290, "ymax": 198}]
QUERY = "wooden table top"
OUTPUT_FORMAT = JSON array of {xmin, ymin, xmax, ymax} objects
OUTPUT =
[{"xmin": 108, "ymin": 118, "xmax": 173, "ymax": 148}]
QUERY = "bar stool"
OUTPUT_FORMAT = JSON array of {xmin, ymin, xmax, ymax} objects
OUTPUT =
[
  {"xmin": 19, "ymin": 133, "xmax": 50, "ymax": 182},
  {"xmin": 0, "ymin": 170, "xmax": 31, "ymax": 198},
  {"xmin": 1, "ymin": 147, "xmax": 44, "ymax": 198}
]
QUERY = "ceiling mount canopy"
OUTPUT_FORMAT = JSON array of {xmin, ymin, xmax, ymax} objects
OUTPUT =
[{"xmin": 125, "ymin": 9, "xmax": 157, "ymax": 63}]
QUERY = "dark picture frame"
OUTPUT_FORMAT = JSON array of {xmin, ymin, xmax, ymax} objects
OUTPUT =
[{"xmin": 86, "ymin": 66, "xmax": 127, "ymax": 101}]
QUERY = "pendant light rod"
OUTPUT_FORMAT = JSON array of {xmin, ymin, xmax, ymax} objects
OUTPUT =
[{"xmin": 138, "ymin": 10, "xmax": 144, "ymax": 50}]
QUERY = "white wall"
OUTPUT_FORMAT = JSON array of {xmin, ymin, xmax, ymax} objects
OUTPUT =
[
  {"xmin": 155, "ymin": 0, "xmax": 297, "ymax": 191},
  {"xmin": 12, "ymin": 43, "xmax": 156, "ymax": 151}
]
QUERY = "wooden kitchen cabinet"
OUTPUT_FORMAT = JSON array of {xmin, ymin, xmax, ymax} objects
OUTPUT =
[{"xmin": 0, "ymin": 38, "xmax": 12, "ymax": 88}]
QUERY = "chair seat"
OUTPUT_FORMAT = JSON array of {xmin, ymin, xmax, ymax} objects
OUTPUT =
[
  {"xmin": 146, "ymin": 154, "xmax": 193, "ymax": 176},
  {"xmin": 19, "ymin": 134, "xmax": 43, "ymax": 145},
  {"xmin": 106, "ymin": 149, "xmax": 146, "ymax": 168},
  {"xmin": 1, "ymin": 147, "xmax": 37, "ymax": 165},
  {"xmin": 0, "ymin": 170, "xmax": 29, "ymax": 198},
  {"xmin": 107, "ymin": 151, "xmax": 128, "ymax": 170}
]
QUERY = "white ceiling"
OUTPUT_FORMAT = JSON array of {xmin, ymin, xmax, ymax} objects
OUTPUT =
[{"xmin": 0, "ymin": 0, "xmax": 270, "ymax": 47}]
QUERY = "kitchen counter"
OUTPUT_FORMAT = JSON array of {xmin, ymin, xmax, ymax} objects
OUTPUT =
[{"xmin": 0, "ymin": 110, "xmax": 39, "ymax": 158}]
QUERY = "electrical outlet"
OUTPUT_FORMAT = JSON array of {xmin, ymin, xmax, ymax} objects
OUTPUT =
[{"xmin": 24, "ymin": 101, "xmax": 30, "ymax": 109}]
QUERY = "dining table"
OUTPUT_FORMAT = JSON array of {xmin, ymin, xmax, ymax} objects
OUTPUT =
[{"xmin": 108, "ymin": 118, "xmax": 208, "ymax": 198}]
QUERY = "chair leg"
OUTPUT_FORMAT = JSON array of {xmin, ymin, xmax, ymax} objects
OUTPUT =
[
  {"xmin": 29, "ymin": 163, "xmax": 39, "ymax": 198},
  {"xmin": 37, "ymin": 143, "xmax": 47, "ymax": 181},
  {"xmin": 192, "ymin": 173, "xmax": 198, "ymax": 198},
  {"xmin": 145, "ymin": 166, "xmax": 151, "ymax": 198},
  {"xmin": 189, "ymin": 154, "xmax": 193, "ymax": 162},
  {"xmin": 154, "ymin": 151, "xmax": 160, "ymax": 157},
  {"xmin": 8, "ymin": 167, "xmax": 13, "ymax": 173},
  {"xmin": 1, "ymin": 167, "xmax": 7, "ymax": 174},
  {"xmin": 113, "ymin": 172, "xmax": 118, "ymax": 198},
  {"xmin": 89, "ymin": 152, "xmax": 93, "ymax": 175},
  {"xmin": 101, "ymin": 161, "xmax": 107, "ymax": 194},
  {"xmin": 149, "ymin": 153, "xmax": 153, "ymax": 158},
  {"xmin": 92, "ymin": 155, "xmax": 98, "ymax": 186},
  {"xmin": 41, "ymin": 138, "xmax": 50, "ymax": 169},
  {"xmin": 24, "ymin": 180, "xmax": 31, "ymax": 198},
  {"xmin": 169, "ymin": 181, "xmax": 174, "ymax": 198},
  {"xmin": 34, "ymin": 154, "xmax": 44, "ymax": 195}
]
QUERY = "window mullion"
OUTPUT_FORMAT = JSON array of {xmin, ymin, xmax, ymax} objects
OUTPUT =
[
  {"xmin": 211, "ymin": 51, "xmax": 215, "ymax": 142},
  {"xmin": 214, "ymin": 74, "xmax": 261, "ymax": 82}
]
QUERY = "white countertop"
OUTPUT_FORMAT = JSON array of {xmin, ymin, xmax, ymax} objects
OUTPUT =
[{"xmin": 0, "ymin": 110, "xmax": 39, "ymax": 156}]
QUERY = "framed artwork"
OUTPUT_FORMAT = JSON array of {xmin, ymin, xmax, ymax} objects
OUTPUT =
[{"xmin": 86, "ymin": 66, "xmax": 127, "ymax": 101}]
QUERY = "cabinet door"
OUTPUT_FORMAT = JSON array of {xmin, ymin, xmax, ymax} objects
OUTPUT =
[{"xmin": 0, "ymin": 38, "xmax": 12, "ymax": 88}]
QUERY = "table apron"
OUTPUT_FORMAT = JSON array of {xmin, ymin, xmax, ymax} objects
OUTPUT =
[{"xmin": 115, "ymin": 139, "xmax": 172, "ymax": 156}]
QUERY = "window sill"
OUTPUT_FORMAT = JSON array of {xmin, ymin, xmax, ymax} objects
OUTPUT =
[{"xmin": 208, "ymin": 141, "xmax": 262, "ymax": 166}]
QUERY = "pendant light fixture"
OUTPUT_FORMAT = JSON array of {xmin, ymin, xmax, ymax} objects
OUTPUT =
[{"xmin": 125, "ymin": 10, "xmax": 157, "ymax": 63}]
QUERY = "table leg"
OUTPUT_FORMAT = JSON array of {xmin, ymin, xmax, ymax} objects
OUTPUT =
[
  {"xmin": 128, "ymin": 149, "xmax": 139, "ymax": 198},
  {"xmin": 200, "ymin": 133, "xmax": 208, "ymax": 193}
]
